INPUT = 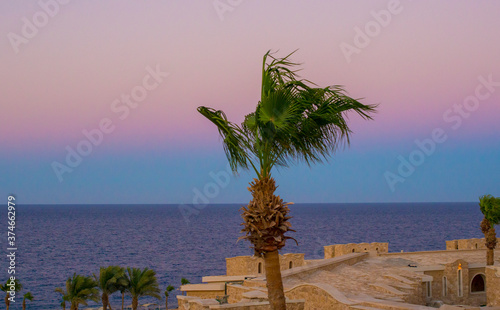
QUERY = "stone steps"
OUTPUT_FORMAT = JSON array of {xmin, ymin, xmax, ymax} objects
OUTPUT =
[
  {"xmin": 350, "ymin": 296, "xmax": 433, "ymax": 310},
  {"xmin": 369, "ymin": 282, "xmax": 408, "ymax": 297},
  {"xmin": 383, "ymin": 274, "xmax": 417, "ymax": 286}
]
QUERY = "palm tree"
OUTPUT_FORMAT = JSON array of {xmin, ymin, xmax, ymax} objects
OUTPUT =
[
  {"xmin": 114, "ymin": 273, "xmax": 130, "ymax": 310},
  {"xmin": 55, "ymin": 287, "xmax": 68, "ymax": 310},
  {"xmin": 198, "ymin": 50, "xmax": 376, "ymax": 309},
  {"xmin": 126, "ymin": 267, "xmax": 161, "ymax": 310},
  {"xmin": 94, "ymin": 266, "xmax": 126, "ymax": 310},
  {"xmin": 56, "ymin": 273, "xmax": 99, "ymax": 310},
  {"xmin": 164, "ymin": 285, "xmax": 175, "ymax": 309},
  {"xmin": 22, "ymin": 292, "xmax": 33, "ymax": 310},
  {"xmin": 479, "ymin": 194, "xmax": 500, "ymax": 265},
  {"xmin": 1, "ymin": 279, "xmax": 22, "ymax": 310},
  {"xmin": 180, "ymin": 278, "xmax": 190, "ymax": 296}
]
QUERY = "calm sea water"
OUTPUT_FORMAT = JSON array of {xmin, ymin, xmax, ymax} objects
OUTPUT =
[{"xmin": 0, "ymin": 203, "xmax": 484, "ymax": 309}]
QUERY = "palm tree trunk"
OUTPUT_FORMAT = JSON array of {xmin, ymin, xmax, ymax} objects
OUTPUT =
[
  {"xmin": 241, "ymin": 177, "xmax": 293, "ymax": 310},
  {"xmin": 487, "ymin": 248, "xmax": 495, "ymax": 265},
  {"xmin": 132, "ymin": 297, "xmax": 138, "ymax": 310},
  {"xmin": 481, "ymin": 218, "xmax": 497, "ymax": 265},
  {"xmin": 165, "ymin": 298, "xmax": 168, "ymax": 310},
  {"xmin": 264, "ymin": 250, "xmax": 286, "ymax": 310},
  {"xmin": 23, "ymin": 299, "xmax": 26, "ymax": 310},
  {"xmin": 486, "ymin": 226, "xmax": 497, "ymax": 265},
  {"xmin": 102, "ymin": 293, "xmax": 109, "ymax": 310},
  {"xmin": 5, "ymin": 293, "xmax": 10, "ymax": 310},
  {"xmin": 121, "ymin": 292, "xmax": 125, "ymax": 310}
]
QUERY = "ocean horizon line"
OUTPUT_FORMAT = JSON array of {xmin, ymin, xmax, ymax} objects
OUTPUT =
[{"xmin": 15, "ymin": 201, "xmax": 477, "ymax": 206}]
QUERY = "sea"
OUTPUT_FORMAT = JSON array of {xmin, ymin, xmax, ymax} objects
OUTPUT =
[{"xmin": 0, "ymin": 203, "xmax": 485, "ymax": 309}]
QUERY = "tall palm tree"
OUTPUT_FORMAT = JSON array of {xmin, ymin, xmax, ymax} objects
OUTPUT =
[
  {"xmin": 479, "ymin": 194, "xmax": 500, "ymax": 265},
  {"xmin": 164, "ymin": 285, "xmax": 175, "ymax": 310},
  {"xmin": 56, "ymin": 273, "xmax": 99, "ymax": 310},
  {"xmin": 1, "ymin": 279, "xmax": 22, "ymax": 310},
  {"xmin": 94, "ymin": 266, "xmax": 126, "ymax": 310},
  {"xmin": 115, "ymin": 273, "xmax": 130, "ymax": 310},
  {"xmin": 126, "ymin": 267, "xmax": 161, "ymax": 310},
  {"xmin": 22, "ymin": 292, "xmax": 33, "ymax": 310},
  {"xmin": 198, "ymin": 50, "xmax": 376, "ymax": 310}
]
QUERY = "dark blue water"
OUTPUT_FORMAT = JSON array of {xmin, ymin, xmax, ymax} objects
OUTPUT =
[{"xmin": 0, "ymin": 203, "xmax": 484, "ymax": 309}]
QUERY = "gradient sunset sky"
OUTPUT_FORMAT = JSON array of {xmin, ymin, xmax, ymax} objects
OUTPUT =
[{"xmin": 1, "ymin": 1, "xmax": 499, "ymax": 204}]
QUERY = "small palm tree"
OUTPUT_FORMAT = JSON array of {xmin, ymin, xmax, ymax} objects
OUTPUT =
[
  {"xmin": 94, "ymin": 266, "xmax": 126, "ymax": 310},
  {"xmin": 180, "ymin": 278, "xmax": 190, "ymax": 296},
  {"xmin": 480, "ymin": 194, "xmax": 500, "ymax": 265},
  {"xmin": 115, "ymin": 273, "xmax": 130, "ymax": 310},
  {"xmin": 55, "ymin": 287, "xmax": 67, "ymax": 310},
  {"xmin": 56, "ymin": 273, "xmax": 99, "ymax": 310},
  {"xmin": 164, "ymin": 285, "xmax": 175, "ymax": 309},
  {"xmin": 198, "ymin": 50, "xmax": 376, "ymax": 310},
  {"xmin": 1, "ymin": 279, "xmax": 23, "ymax": 310},
  {"xmin": 22, "ymin": 292, "xmax": 33, "ymax": 310},
  {"xmin": 126, "ymin": 267, "xmax": 161, "ymax": 310}
]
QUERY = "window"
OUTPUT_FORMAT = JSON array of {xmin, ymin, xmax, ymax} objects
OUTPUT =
[
  {"xmin": 442, "ymin": 277, "xmax": 447, "ymax": 297},
  {"xmin": 426, "ymin": 282, "xmax": 432, "ymax": 298},
  {"xmin": 352, "ymin": 249, "xmax": 355, "ymax": 253},
  {"xmin": 289, "ymin": 261, "xmax": 293, "ymax": 269},
  {"xmin": 258, "ymin": 262, "xmax": 262, "ymax": 274},
  {"xmin": 458, "ymin": 269, "xmax": 463, "ymax": 297},
  {"xmin": 471, "ymin": 274, "xmax": 486, "ymax": 292}
]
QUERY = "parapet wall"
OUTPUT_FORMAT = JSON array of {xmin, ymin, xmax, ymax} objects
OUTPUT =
[
  {"xmin": 226, "ymin": 253, "xmax": 305, "ymax": 276},
  {"xmin": 446, "ymin": 238, "xmax": 500, "ymax": 250},
  {"xmin": 323, "ymin": 242, "xmax": 389, "ymax": 259}
]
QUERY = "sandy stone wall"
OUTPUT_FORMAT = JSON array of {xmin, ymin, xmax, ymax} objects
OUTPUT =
[
  {"xmin": 419, "ymin": 260, "xmax": 486, "ymax": 306},
  {"xmin": 177, "ymin": 295, "xmax": 305, "ymax": 310},
  {"xmin": 226, "ymin": 253, "xmax": 305, "ymax": 276},
  {"xmin": 209, "ymin": 300, "xmax": 305, "ymax": 310},
  {"xmin": 226, "ymin": 284, "xmax": 257, "ymax": 304},
  {"xmin": 323, "ymin": 242, "xmax": 389, "ymax": 258},
  {"xmin": 486, "ymin": 266, "xmax": 500, "ymax": 306},
  {"xmin": 187, "ymin": 290, "xmax": 226, "ymax": 299},
  {"xmin": 443, "ymin": 259, "xmax": 470, "ymax": 305},
  {"xmin": 446, "ymin": 238, "xmax": 500, "ymax": 250},
  {"xmin": 425, "ymin": 270, "xmax": 444, "ymax": 301}
]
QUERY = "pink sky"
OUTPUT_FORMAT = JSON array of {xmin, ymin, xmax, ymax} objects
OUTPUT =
[{"xmin": 1, "ymin": 1, "xmax": 499, "ymax": 203}]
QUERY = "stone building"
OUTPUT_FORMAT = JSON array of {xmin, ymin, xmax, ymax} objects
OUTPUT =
[{"xmin": 178, "ymin": 238, "xmax": 500, "ymax": 310}]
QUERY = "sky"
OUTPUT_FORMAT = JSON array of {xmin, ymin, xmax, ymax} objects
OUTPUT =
[{"xmin": 1, "ymin": 0, "xmax": 499, "ymax": 204}]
